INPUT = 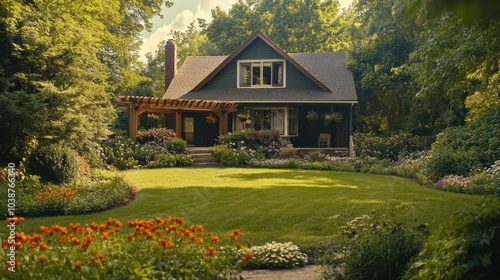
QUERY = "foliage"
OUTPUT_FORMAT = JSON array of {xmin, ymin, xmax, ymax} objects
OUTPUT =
[
  {"xmin": 146, "ymin": 153, "xmax": 177, "ymax": 168},
  {"xmin": 101, "ymin": 136, "xmax": 191, "ymax": 170},
  {"xmin": 203, "ymin": 0, "xmax": 347, "ymax": 55},
  {"xmin": 425, "ymin": 148, "xmax": 477, "ymax": 181},
  {"xmin": 435, "ymin": 161, "xmax": 500, "ymax": 196},
  {"xmin": 212, "ymin": 130, "xmax": 288, "ymax": 166},
  {"xmin": 406, "ymin": 16, "xmax": 500, "ymax": 129},
  {"xmin": 135, "ymin": 128, "xmax": 177, "ymax": 147},
  {"xmin": 277, "ymin": 144, "xmax": 298, "ymax": 159},
  {"xmin": 28, "ymin": 145, "xmax": 78, "ymax": 184},
  {"xmin": 353, "ymin": 132, "xmax": 424, "ymax": 161},
  {"xmin": 244, "ymin": 241, "xmax": 308, "ymax": 269},
  {"xmin": 0, "ymin": 217, "xmax": 250, "ymax": 279},
  {"xmin": 424, "ymin": 110, "xmax": 500, "ymax": 181},
  {"xmin": 348, "ymin": 0, "xmax": 419, "ymax": 133},
  {"xmin": 0, "ymin": 170, "xmax": 134, "ymax": 218},
  {"xmin": 305, "ymin": 150, "xmax": 328, "ymax": 162},
  {"xmin": 404, "ymin": 198, "xmax": 500, "ymax": 280},
  {"xmin": 324, "ymin": 214, "xmax": 427, "ymax": 280},
  {"xmin": 0, "ymin": 0, "xmax": 174, "ymax": 163},
  {"xmin": 166, "ymin": 137, "xmax": 188, "ymax": 154}
]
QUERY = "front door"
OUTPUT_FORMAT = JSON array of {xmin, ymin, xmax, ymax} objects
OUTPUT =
[{"xmin": 183, "ymin": 117, "xmax": 195, "ymax": 145}]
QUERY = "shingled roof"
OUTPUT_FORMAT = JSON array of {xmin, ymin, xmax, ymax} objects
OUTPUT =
[{"xmin": 163, "ymin": 32, "xmax": 357, "ymax": 103}]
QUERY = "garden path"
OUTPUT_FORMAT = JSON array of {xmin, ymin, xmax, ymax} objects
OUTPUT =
[{"xmin": 240, "ymin": 265, "xmax": 325, "ymax": 280}]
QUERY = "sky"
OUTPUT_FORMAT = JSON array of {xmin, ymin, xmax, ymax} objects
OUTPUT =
[{"xmin": 139, "ymin": 0, "xmax": 353, "ymax": 62}]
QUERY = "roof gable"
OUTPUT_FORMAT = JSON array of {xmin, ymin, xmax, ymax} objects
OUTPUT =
[{"xmin": 191, "ymin": 31, "xmax": 330, "ymax": 92}]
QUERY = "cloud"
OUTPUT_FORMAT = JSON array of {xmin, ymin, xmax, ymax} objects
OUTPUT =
[{"xmin": 139, "ymin": 0, "xmax": 238, "ymax": 62}]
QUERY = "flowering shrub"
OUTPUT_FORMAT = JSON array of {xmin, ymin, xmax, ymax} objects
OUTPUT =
[
  {"xmin": 437, "ymin": 175, "xmax": 472, "ymax": 192},
  {"xmin": 0, "ymin": 170, "xmax": 134, "ymax": 218},
  {"xmin": 135, "ymin": 127, "xmax": 177, "ymax": 147},
  {"xmin": 0, "ymin": 217, "xmax": 251, "ymax": 279},
  {"xmin": 212, "ymin": 130, "xmax": 288, "ymax": 166},
  {"xmin": 100, "ymin": 136, "xmax": 190, "ymax": 170},
  {"xmin": 354, "ymin": 132, "xmax": 424, "ymax": 161},
  {"xmin": 244, "ymin": 242, "xmax": 308, "ymax": 269}
]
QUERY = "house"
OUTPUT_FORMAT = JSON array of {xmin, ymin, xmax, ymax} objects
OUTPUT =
[{"xmin": 116, "ymin": 31, "xmax": 358, "ymax": 155}]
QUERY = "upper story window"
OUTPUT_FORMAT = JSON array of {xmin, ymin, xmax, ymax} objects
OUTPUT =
[{"xmin": 238, "ymin": 60, "xmax": 285, "ymax": 88}]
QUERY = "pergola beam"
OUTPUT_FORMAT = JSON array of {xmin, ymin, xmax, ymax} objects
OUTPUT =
[{"xmin": 115, "ymin": 96, "xmax": 238, "ymax": 138}]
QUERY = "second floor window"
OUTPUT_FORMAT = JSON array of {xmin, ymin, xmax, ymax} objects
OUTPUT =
[{"xmin": 238, "ymin": 60, "xmax": 285, "ymax": 88}]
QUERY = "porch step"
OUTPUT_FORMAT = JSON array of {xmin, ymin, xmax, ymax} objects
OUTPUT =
[{"xmin": 188, "ymin": 147, "xmax": 221, "ymax": 167}]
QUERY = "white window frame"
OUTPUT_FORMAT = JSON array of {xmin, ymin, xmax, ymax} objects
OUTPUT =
[
  {"xmin": 234, "ymin": 107, "xmax": 298, "ymax": 136},
  {"xmin": 237, "ymin": 59, "xmax": 286, "ymax": 88}
]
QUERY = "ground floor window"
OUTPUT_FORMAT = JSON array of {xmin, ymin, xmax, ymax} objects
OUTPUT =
[{"xmin": 234, "ymin": 107, "xmax": 298, "ymax": 136}]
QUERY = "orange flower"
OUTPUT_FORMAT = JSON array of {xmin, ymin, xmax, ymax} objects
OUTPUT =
[
  {"xmin": 230, "ymin": 229, "xmax": 241, "ymax": 241},
  {"xmin": 205, "ymin": 246, "xmax": 217, "ymax": 257},
  {"xmin": 236, "ymin": 243, "xmax": 242, "ymax": 250},
  {"xmin": 242, "ymin": 251, "xmax": 253, "ymax": 262},
  {"xmin": 91, "ymin": 254, "xmax": 105, "ymax": 263},
  {"xmin": 71, "ymin": 237, "xmax": 81, "ymax": 245},
  {"xmin": 37, "ymin": 255, "xmax": 47, "ymax": 265},
  {"xmin": 90, "ymin": 222, "xmax": 99, "ymax": 230},
  {"xmin": 39, "ymin": 242, "xmax": 48, "ymax": 250},
  {"xmin": 210, "ymin": 236, "xmax": 220, "ymax": 245},
  {"xmin": 73, "ymin": 260, "xmax": 82, "ymax": 270},
  {"xmin": 127, "ymin": 233, "xmax": 136, "ymax": 241},
  {"xmin": 101, "ymin": 232, "xmax": 110, "ymax": 240},
  {"xmin": 159, "ymin": 237, "xmax": 173, "ymax": 248},
  {"xmin": 6, "ymin": 216, "xmax": 25, "ymax": 225}
]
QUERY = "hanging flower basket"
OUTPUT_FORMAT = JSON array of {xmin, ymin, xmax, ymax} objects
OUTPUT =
[
  {"xmin": 205, "ymin": 113, "xmax": 218, "ymax": 124},
  {"xmin": 323, "ymin": 112, "xmax": 343, "ymax": 126},
  {"xmin": 306, "ymin": 111, "xmax": 319, "ymax": 121},
  {"xmin": 238, "ymin": 114, "xmax": 252, "ymax": 124}
]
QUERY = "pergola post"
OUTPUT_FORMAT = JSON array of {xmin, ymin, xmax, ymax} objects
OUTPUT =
[
  {"xmin": 175, "ymin": 111, "xmax": 182, "ymax": 138},
  {"xmin": 128, "ymin": 106, "xmax": 138, "ymax": 138}
]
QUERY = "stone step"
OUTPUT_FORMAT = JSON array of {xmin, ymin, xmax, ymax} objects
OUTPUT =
[{"xmin": 188, "ymin": 147, "xmax": 221, "ymax": 167}]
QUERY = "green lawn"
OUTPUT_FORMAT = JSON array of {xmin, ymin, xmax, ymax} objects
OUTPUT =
[{"xmin": 20, "ymin": 168, "xmax": 487, "ymax": 248}]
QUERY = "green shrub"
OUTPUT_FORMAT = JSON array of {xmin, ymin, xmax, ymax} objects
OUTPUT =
[
  {"xmin": 425, "ymin": 148, "xmax": 478, "ymax": 181},
  {"xmin": 28, "ymin": 145, "xmax": 79, "ymax": 184},
  {"xmin": 278, "ymin": 144, "xmax": 298, "ymax": 159},
  {"xmin": 146, "ymin": 153, "xmax": 176, "ymax": 168},
  {"xmin": 174, "ymin": 154, "xmax": 193, "ymax": 166},
  {"xmin": 166, "ymin": 137, "xmax": 187, "ymax": 154},
  {"xmin": 324, "ymin": 215, "xmax": 426, "ymax": 280},
  {"xmin": 404, "ymin": 198, "xmax": 500, "ymax": 280},
  {"xmin": 304, "ymin": 150, "xmax": 328, "ymax": 162}
]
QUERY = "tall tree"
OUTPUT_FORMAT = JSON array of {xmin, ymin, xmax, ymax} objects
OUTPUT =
[
  {"xmin": 203, "ymin": 0, "xmax": 347, "ymax": 55},
  {"xmin": 0, "ymin": 0, "xmax": 172, "ymax": 164},
  {"xmin": 406, "ymin": 16, "xmax": 500, "ymax": 127},
  {"xmin": 347, "ymin": 0, "xmax": 420, "ymax": 133}
]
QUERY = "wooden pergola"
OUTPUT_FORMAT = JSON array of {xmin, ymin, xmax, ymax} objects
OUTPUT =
[{"xmin": 115, "ymin": 96, "xmax": 239, "ymax": 138}]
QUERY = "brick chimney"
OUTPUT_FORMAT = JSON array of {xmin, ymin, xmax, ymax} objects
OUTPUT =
[{"xmin": 165, "ymin": 39, "xmax": 177, "ymax": 90}]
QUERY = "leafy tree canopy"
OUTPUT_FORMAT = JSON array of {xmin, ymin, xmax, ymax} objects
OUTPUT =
[{"xmin": 0, "ymin": 0, "xmax": 173, "ymax": 164}]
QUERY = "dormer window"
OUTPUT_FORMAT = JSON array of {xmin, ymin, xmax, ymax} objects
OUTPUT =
[{"xmin": 238, "ymin": 60, "xmax": 285, "ymax": 88}]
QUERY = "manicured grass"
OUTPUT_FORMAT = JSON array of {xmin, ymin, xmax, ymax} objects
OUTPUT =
[{"xmin": 20, "ymin": 168, "xmax": 487, "ymax": 248}]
